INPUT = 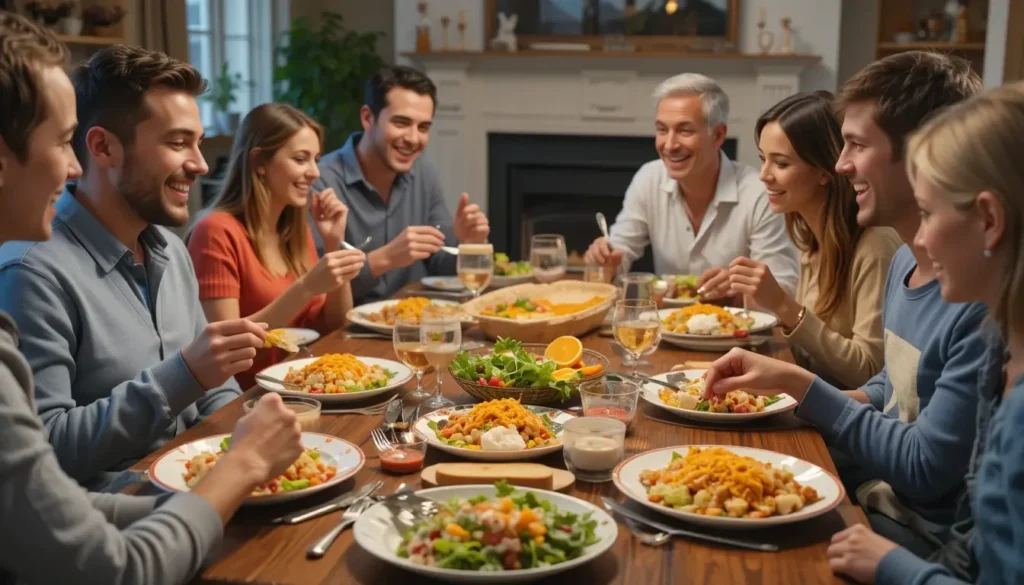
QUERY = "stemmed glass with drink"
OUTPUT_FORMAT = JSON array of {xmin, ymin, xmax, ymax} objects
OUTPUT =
[
  {"xmin": 530, "ymin": 235, "xmax": 568, "ymax": 283},
  {"xmin": 612, "ymin": 299, "xmax": 661, "ymax": 377},
  {"xmin": 417, "ymin": 305, "xmax": 461, "ymax": 414},
  {"xmin": 393, "ymin": 316, "xmax": 432, "ymax": 400},
  {"xmin": 457, "ymin": 243, "xmax": 494, "ymax": 298}
]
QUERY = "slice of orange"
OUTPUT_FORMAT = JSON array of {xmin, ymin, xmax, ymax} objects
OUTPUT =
[
  {"xmin": 552, "ymin": 368, "xmax": 579, "ymax": 382},
  {"xmin": 579, "ymin": 363, "xmax": 604, "ymax": 377},
  {"xmin": 544, "ymin": 336, "xmax": 583, "ymax": 367}
]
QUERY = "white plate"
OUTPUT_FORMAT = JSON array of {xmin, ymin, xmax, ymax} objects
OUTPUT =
[
  {"xmin": 413, "ymin": 405, "xmax": 574, "ymax": 461},
  {"xmin": 658, "ymin": 307, "xmax": 777, "ymax": 351},
  {"xmin": 148, "ymin": 432, "xmax": 364, "ymax": 506},
  {"xmin": 613, "ymin": 445, "xmax": 844, "ymax": 529},
  {"xmin": 347, "ymin": 299, "xmax": 470, "ymax": 334},
  {"xmin": 491, "ymin": 273, "xmax": 533, "ymax": 288},
  {"xmin": 256, "ymin": 356, "xmax": 412, "ymax": 405},
  {"xmin": 421, "ymin": 276, "xmax": 466, "ymax": 292},
  {"xmin": 353, "ymin": 485, "xmax": 617, "ymax": 583},
  {"xmin": 640, "ymin": 370, "xmax": 798, "ymax": 423},
  {"xmin": 662, "ymin": 296, "xmax": 699, "ymax": 307},
  {"xmin": 276, "ymin": 327, "xmax": 320, "ymax": 346}
]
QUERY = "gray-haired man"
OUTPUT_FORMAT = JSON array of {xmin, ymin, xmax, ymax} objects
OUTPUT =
[{"xmin": 584, "ymin": 73, "xmax": 798, "ymax": 295}]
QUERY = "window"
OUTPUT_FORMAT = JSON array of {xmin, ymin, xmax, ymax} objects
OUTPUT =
[{"xmin": 187, "ymin": 0, "xmax": 290, "ymax": 132}]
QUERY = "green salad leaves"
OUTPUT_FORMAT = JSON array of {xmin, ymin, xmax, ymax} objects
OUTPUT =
[{"xmin": 449, "ymin": 338, "xmax": 577, "ymax": 401}]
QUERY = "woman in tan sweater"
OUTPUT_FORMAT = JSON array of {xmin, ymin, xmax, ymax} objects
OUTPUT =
[{"xmin": 724, "ymin": 92, "xmax": 901, "ymax": 388}]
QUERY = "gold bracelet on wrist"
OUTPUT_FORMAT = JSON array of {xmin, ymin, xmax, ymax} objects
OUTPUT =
[{"xmin": 784, "ymin": 305, "xmax": 807, "ymax": 333}]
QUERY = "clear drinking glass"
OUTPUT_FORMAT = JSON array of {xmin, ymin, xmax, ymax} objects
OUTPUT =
[
  {"xmin": 619, "ymin": 272, "xmax": 656, "ymax": 301},
  {"xmin": 392, "ymin": 316, "xmax": 431, "ymax": 400},
  {"xmin": 562, "ymin": 417, "xmax": 626, "ymax": 483},
  {"xmin": 418, "ymin": 305, "xmax": 461, "ymax": 413},
  {"xmin": 584, "ymin": 262, "xmax": 614, "ymax": 283},
  {"xmin": 529, "ymin": 235, "xmax": 568, "ymax": 283},
  {"xmin": 580, "ymin": 378, "xmax": 641, "ymax": 432},
  {"xmin": 457, "ymin": 243, "xmax": 494, "ymax": 299},
  {"xmin": 612, "ymin": 299, "xmax": 661, "ymax": 377}
]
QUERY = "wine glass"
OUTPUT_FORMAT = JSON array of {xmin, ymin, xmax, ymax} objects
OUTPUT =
[
  {"xmin": 530, "ymin": 234, "xmax": 568, "ymax": 283},
  {"xmin": 619, "ymin": 272, "xmax": 656, "ymax": 301},
  {"xmin": 457, "ymin": 243, "xmax": 494, "ymax": 299},
  {"xmin": 392, "ymin": 316, "xmax": 431, "ymax": 400},
  {"xmin": 612, "ymin": 300, "xmax": 661, "ymax": 377},
  {"xmin": 418, "ymin": 306, "xmax": 461, "ymax": 414}
]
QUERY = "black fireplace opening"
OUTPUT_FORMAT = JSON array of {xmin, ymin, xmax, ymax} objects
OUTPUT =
[{"xmin": 488, "ymin": 132, "xmax": 739, "ymax": 273}]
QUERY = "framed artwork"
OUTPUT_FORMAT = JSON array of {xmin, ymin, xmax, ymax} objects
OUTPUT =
[{"xmin": 486, "ymin": 0, "xmax": 740, "ymax": 52}]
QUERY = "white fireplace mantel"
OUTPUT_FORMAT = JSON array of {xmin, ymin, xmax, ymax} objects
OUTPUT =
[{"xmin": 405, "ymin": 51, "xmax": 821, "ymax": 215}]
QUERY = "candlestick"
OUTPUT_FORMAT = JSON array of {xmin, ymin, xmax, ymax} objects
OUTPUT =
[{"xmin": 441, "ymin": 15, "xmax": 450, "ymax": 51}]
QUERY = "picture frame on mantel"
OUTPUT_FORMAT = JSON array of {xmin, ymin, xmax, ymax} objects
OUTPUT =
[{"xmin": 485, "ymin": 0, "xmax": 741, "ymax": 53}]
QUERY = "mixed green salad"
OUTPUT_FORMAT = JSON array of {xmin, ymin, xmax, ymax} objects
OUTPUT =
[
  {"xmin": 494, "ymin": 253, "xmax": 532, "ymax": 276},
  {"xmin": 659, "ymin": 274, "xmax": 700, "ymax": 300},
  {"xmin": 397, "ymin": 480, "xmax": 601, "ymax": 571},
  {"xmin": 450, "ymin": 338, "xmax": 577, "ymax": 400}
]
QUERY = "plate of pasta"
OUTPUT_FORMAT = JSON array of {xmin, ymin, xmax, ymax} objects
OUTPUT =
[
  {"xmin": 658, "ymin": 305, "xmax": 777, "ymax": 351},
  {"xmin": 613, "ymin": 445, "xmax": 844, "ymax": 529},
  {"xmin": 412, "ymin": 399, "xmax": 574, "ymax": 461},
  {"xmin": 148, "ymin": 432, "xmax": 364, "ymax": 505},
  {"xmin": 640, "ymin": 370, "xmax": 797, "ymax": 422},
  {"xmin": 256, "ymin": 354, "xmax": 413, "ymax": 404},
  {"xmin": 347, "ymin": 297, "xmax": 473, "ymax": 334}
]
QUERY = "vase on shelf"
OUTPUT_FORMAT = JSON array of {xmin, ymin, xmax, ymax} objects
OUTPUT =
[
  {"xmin": 415, "ymin": 0, "xmax": 431, "ymax": 52},
  {"xmin": 60, "ymin": 16, "xmax": 83, "ymax": 36}
]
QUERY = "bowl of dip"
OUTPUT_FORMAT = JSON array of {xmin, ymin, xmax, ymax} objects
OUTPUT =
[
  {"xmin": 379, "ymin": 434, "xmax": 428, "ymax": 475},
  {"xmin": 244, "ymin": 395, "xmax": 322, "ymax": 430}
]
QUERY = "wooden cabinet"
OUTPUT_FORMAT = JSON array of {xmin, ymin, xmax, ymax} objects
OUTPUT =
[{"xmin": 876, "ymin": 0, "xmax": 988, "ymax": 72}]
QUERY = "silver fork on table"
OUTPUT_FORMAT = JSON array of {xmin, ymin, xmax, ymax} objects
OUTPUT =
[
  {"xmin": 320, "ymin": 396, "xmax": 399, "ymax": 416},
  {"xmin": 306, "ymin": 497, "xmax": 373, "ymax": 559}
]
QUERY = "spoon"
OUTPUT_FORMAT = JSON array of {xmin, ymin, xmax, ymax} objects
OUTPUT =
[
  {"xmin": 596, "ymin": 212, "xmax": 610, "ymax": 240},
  {"xmin": 341, "ymin": 236, "xmax": 373, "ymax": 251},
  {"xmin": 624, "ymin": 518, "xmax": 672, "ymax": 547}
]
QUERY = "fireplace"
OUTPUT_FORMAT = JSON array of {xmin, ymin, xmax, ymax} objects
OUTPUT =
[{"xmin": 487, "ymin": 132, "xmax": 738, "ymax": 273}]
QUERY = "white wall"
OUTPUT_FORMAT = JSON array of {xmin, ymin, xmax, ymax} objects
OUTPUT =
[
  {"xmin": 984, "ymin": 0, "xmax": 1010, "ymax": 87},
  {"xmin": 837, "ymin": 0, "xmax": 879, "ymax": 87},
  {"xmin": 395, "ymin": 0, "xmax": 842, "ymax": 90}
]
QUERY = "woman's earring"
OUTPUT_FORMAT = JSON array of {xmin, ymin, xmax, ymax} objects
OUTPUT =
[{"xmin": 983, "ymin": 248, "xmax": 993, "ymax": 258}]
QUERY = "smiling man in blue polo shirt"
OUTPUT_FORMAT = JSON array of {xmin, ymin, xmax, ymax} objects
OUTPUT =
[{"xmin": 313, "ymin": 66, "xmax": 491, "ymax": 303}]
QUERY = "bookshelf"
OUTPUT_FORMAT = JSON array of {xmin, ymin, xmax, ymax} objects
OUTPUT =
[{"xmin": 876, "ymin": 0, "xmax": 988, "ymax": 72}]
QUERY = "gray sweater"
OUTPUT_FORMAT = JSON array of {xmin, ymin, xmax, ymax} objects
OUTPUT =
[
  {"xmin": 0, "ymin": 311, "xmax": 223, "ymax": 585},
  {"xmin": 0, "ymin": 191, "xmax": 240, "ymax": 489}
]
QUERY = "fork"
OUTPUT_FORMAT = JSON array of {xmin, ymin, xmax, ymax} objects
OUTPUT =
[
  {"xmin": 306, "ymin": 497, "xmax": 373, "ymax": 558},
  {"xmin": 321, "ymin": 397, "xmax": 399, "ymax": 416},
  {"xmin": 370, "ymin": 428, "xmax": 393, "ymax": 453}
]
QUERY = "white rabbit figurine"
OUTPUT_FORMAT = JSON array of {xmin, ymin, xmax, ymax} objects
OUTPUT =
[{"xmin": 489, "ymin": 12, "xmax": 518, "ymax": 52}]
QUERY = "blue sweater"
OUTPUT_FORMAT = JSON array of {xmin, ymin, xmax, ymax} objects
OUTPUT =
[
  {"xmin": 876, "ymin": 373, "xmax": 1024, "ymax": 585},
  {"xmin": 0, "ymin": 192, "xmax": 240, "ymax": 489},
  {"xmin": 796, "ymin": 246, "xmax": 992, "ymax": 529}
]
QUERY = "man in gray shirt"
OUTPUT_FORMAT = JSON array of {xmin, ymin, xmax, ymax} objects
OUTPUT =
[
  {"xmin": 0, "ymin": 19, "xmax": 304, "ymax": 585},
  {"xmin": 0, "ymin": 44, "xmax": 266, "ymax": 490},
  {"xmin": 314, "ymin": 65, "xmax": 490, "ymax": 303}
]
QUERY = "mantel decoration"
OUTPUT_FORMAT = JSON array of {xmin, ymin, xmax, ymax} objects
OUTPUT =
[
  {"xmin": 457, "ymin": 10, "xmax": 467, "ymax": 51},
  {"xmin": 440, "ymin": 14, "xmax": 450, "ymax": 51},
  {"xmin": 415, "ymin": 0, "xmax": 431, "ymax": 53},
  {"xmin": 83, "ymin": 4, "xmax": 126, "ymax": 37},
  {"xmin": 60, "ymin": 1, "xmax": 83, "ymax": 36},
  {"xmin": 756, "ymin": 6, "xmax": 774, "ymax": 54},
  {"xmin": 489, "ymin": 11, "xmax": 518, "ymax": 52},
  {"xmin": 779, "ymin": 17, "xmax": 793, "ymax": 54},
  {"xmin": 24, "ymin": 1, "xmax": 71, "ymax": 28}
]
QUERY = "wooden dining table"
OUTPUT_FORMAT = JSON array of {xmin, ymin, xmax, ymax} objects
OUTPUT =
[{"xmin": 125, "ymin": 284, "xmax": 866, "ymax": 585}]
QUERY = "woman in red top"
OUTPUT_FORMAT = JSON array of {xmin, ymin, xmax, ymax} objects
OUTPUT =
[{"xmin": 188, "ymin": 103, "xmax": 365, "ymax": 388}]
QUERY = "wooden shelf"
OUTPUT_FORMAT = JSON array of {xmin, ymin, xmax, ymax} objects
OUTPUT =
[
  {"xmin": 403, "ymin": 50, "xmax": 821, "ymax": 63},
  {"xmin": 876, "ymin": 41, "xmax": 986, "ymax": 52},
  {"xmin": 56, "ymin": 34, "xmax": 125, "ymax": 46}
]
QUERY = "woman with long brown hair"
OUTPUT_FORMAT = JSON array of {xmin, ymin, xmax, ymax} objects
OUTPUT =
[
  {"xmin": 188, "ymin": 103, "xmax": 365, "ymax": 387},
  {"xmin": 725, "ymin": 91, "xmax": 901, "ymax": 388}
]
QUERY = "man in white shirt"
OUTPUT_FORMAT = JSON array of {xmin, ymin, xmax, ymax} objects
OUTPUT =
[{"xmin": 584, "ymin": 73, "xmax": 799, "ymax": 297}]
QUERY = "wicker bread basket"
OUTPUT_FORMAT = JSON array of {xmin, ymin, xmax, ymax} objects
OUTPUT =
[
  {"xmin": 448, "ymin": 344, "xmax": 610, "ymax": 405},
  {"xmin": 460, "ymin": 280, "xmax": 618, "ymax": 343}
]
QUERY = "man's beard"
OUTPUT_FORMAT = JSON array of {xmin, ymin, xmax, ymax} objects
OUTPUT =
[{"xmin": 118, "ymin": 152, "xmax": 190, "ymax": 227}]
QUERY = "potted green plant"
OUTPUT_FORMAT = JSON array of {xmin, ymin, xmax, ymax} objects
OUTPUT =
[
  {"xmin": 203, "ymin": 62, "xmax": 247, "ymax": 136},
  {"xmin": 274, "ymin": 11, "xmax": 385, "ymax": 151}
]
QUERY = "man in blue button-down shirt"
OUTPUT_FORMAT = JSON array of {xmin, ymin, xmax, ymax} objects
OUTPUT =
[
  {"xmin": 0, "ymin": 45, "xmax": 267, "ymax": 490},
  {"xmin": 313, "ymin": 66, "xmax": 491, "ymax": 303}
]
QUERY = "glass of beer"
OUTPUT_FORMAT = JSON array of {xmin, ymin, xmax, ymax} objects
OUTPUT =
[
  {"xmin": 457, "ymin": 243, "xmax": 494, "ymax": 298},
  {"xmin": 530, "ymin": 234, "xmax": 568, "ymax": 283},
  {"xmin": 418, "ymin": 305, "xmax": 461, "ymax": 413},
  {"xmin": 612, "ymin": 299, "xmax": 660, "ymax": 376},
  {"xmin": 393, "ymin": 316, "xmax": 431, "ymax": 400}
]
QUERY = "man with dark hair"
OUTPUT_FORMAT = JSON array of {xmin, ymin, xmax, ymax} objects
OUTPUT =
[
  {"xmin": 0, "ymin": 44, "xmax": 267, "ymax": 490},
  {"xmin": 314, "ymin": 65, "xmax": 490, "ymax": 303}
]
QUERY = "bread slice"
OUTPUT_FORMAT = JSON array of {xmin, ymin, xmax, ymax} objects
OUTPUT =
[{"xmin": 433, "ymin": 462, "xmax": 555, "ymax": 490}]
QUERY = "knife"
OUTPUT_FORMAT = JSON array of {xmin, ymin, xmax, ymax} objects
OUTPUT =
[
  {"xmin": 600, "ymin": 497, "xmax": 779, "ymax": 552},
  {"xmin": 610, "ymin": 372, "xmax": 682, "ymax": 391},
  {"xmin": 272, "ymin": 480, "xmax": 384, "ymax": 525}
]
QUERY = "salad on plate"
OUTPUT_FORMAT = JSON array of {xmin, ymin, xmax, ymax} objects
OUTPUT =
[
  {"xmin": 398, "ymin": 480, "xmax": 600, "ymax": 571},
  {"xmin": 449, "ymin": 338, "xmax": 603, "ymax": 400},
  {"xmin": 494, "ymin": 253, "xmax": 532, "ymax": 277}
]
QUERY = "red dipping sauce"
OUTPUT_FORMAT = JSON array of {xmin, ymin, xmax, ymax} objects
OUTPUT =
[
  {"xmin": 584, "ymin": 406, "xmax": 633, "ymax": 423},
  {"xmin": 380, "ymin": 448, "xmax": 426, "ymax": 474}
]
